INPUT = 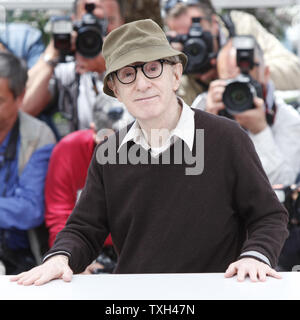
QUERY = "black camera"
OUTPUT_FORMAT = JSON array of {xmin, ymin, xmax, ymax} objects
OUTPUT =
[
  {"xmin": 52, "ymin": 3, "xmax": 107, "ymax": 60},
  {"xmin": 167, "ymin": 17, "xmax": 214, "ymax": 74},
  {"xmin": 222, "ymin": 35, "xmax": 263, "ymax": 116}
]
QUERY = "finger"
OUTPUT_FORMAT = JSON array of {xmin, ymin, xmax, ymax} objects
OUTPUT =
[
  {"xmin": 266, "ymin": 267, "xmax": 282, "ymax": 279},
  {"xmin": 10, "ymin": 272, "xmax": 27, "ymax": 282},
  {"xmin": 212, "ymin": 91, "xmax": 224, "ymax": 103},
  {"xmin": 22, "ymin": 273, "xmax": 44, "ymax": 286},
  {"xmin": 224, "ymin": 263, "xmax": 237, "ymax": 278},
  {"xmin": 237, "ymin": 267, "xmax": 246, "ymax": 282},
  {"xmin": 13, "ymin": 269, "xmax": 37, "ymax": 284},
  {"xmin": 206, "ymin": 102, "xmax": 225, "ymax": 114},
  {"xmin": 34, "ymin": 272, "xmax": 58, "ymax": 286},
  {"xmin": 253, "ymin": 97, "xmax": 264, "ymax": 110},
  {"xmin": 212, "ymin": 84, "xmax": 226, "ymax": 94},
  {"xmin": 248, "ymin": 268, "xmax": 258, "ymax": 282},
  {"xmin": 33, "ymin": 266, "xmax": 65, "ymax": 286},
  {"xmin": 16, "ymin": 269, "xmax": 43, "ymax": 286},
  {"xmin": 210, "ymin": 79, "xmax": 227, "ymax": 89},
  {"xmin": 258, "ymin": 268, "xmax": 267, "ymax": 282}
]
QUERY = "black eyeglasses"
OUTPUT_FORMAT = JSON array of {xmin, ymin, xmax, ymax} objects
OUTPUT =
[{"xmin": 115, "ymin": 59, "xmax": 175, "ymax": 85}]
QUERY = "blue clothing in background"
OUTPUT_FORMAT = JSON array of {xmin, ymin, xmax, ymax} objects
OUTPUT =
[
  {"xmin": 0, "ymin": 130, "xmax": 54, "ymax": 250},
  {"xmin": 0, "ymin": 23, "xmax": 45, "ymax": 68}
]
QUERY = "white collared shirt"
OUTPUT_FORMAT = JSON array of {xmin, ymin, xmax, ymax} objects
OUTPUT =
[{"xmin": 118, "ymin": 98, "xmax": 195, "ymax": 158}]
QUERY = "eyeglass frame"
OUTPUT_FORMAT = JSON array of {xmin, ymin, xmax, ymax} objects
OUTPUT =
[{"xmin": 113, "ymin": 59, "xmax": 176, "ymax": 85}]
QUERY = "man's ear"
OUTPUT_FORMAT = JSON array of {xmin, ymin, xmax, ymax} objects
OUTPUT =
[
  {"xmin": 107, "ymin": 78, "xmax": 120, "ymax": 99},
  {"xmin": 172, "ymin": 63, "xmax": 183, "ymax": 92}
]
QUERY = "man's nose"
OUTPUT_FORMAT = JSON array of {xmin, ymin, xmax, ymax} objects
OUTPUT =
[{"xmin": 135, "ymin": 69, "xmax": 152, "ymax": 91}]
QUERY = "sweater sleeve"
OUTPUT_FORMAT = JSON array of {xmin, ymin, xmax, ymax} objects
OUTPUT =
[
  {"xmin": 44, "ymin": 144, "xmax": 109, "ymax": 273},
  {"xmin": 230, "ymin": 123, "xmax": 289, "ymax": 267}
]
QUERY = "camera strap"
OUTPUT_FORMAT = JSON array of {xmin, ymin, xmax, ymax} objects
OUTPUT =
[
  {"xmin": 265, "ymin": 102, "xmax": 277, "ymax": 126},
  {"xmin": 264, "ymin": 82, "xmax": 277, "ymax": 126},
  {"xmin": 218, "ymin": 12, "xmax": 236, "ymax": 38},
  {"xmin": 1, "ymin": 116, "xmax": 20, "ymax": 197}
]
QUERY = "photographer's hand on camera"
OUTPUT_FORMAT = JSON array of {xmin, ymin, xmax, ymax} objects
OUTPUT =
[
  {"xmin": 166, "ymin": 30, "xmax": 184, "ymax": 52},
  {"xmin": 234, "ymin": 96, "xmax": 267, "ymax": 135},
  {"xmin": 75, "ymin": 51, "xmax": 106, "ymax": 75},
  {"xmin": 205, "ymin": 79, "xmax": 226, "ymax": 115}
]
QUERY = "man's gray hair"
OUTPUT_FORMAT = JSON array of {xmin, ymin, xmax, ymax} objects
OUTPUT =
[
  {"xmin": 165, "ymin": 55, "xmax": 181, "ymax": 63},
  {"xmin": 0, "ymin": 51, "xmax": 28, "ymax": 98}
]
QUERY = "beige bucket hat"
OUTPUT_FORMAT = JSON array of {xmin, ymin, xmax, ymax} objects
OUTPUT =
[{"xmin": 102, "ymin": 19, "xmax": 187, "ymax": 97}]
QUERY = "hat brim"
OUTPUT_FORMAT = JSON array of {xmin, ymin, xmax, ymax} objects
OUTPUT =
[{"xmin": 103, "ymin": 45, "xmax": 187, "ymax": 97}]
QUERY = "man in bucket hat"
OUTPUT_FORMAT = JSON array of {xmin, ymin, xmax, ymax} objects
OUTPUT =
[{"xmin": 12, "ymin": 19, "xmax": 288, "ymax": 286}]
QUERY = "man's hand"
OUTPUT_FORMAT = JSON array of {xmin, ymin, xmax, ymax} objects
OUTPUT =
[
  {"xmin": 224, "ymin": 257, "xmax": 281, "ymax": 282},
  {"xmin": 205, "ymin": 79, "xmax": 226, "ymax": 115},
  {"xmin": 166, "ymin": 30, "xmax": 184, "ymax": 52},
  {"xmin": 75, "ymin": 52, "xmax": 106, "ymax": 75},
  {"xmin": 234, "ymin": 97, "xmax": 268, "ymax": 134},
  {"xmin": 10, "ymin": 255, "xmax": 73, "ymax": 286}
]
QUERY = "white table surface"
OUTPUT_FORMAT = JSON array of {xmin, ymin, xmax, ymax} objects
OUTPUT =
[{"xmin": 0, "ymin": 272, "xmax": 299, "ymax": 300}]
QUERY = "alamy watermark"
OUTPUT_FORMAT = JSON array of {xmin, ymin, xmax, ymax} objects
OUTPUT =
[{"xmin": 96, "ymin": 128, "xmax": 205, "ymax": 176}]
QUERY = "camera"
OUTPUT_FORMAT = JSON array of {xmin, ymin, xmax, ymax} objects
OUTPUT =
[
  {"xmin": 52, "ymin": 3, "xmax": 107, "ymax": 60},
  {"xmin": 52, "ymin": 16, "xmax": 73, "ymax": 58},
  {"xmin": 222, "ymin": 35, "xmax": 263, "ymax": 116},
  {"xmin": 167, "ymin": 17, "xmax": 214, "ymax": 74}
]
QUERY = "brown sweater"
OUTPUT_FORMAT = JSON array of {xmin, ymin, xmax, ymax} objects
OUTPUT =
[{"xmin": 46, "ymin": 109, "xmax": 289, "ymax": 273}]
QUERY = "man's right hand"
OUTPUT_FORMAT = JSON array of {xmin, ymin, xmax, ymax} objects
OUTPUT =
[
  {"xmin": 205, "ymin": 79, "xmax": 227, "ymax": 115},
  {"xmin": 10, "ymin": 255, "xmax": 73, "ymax": 286}
]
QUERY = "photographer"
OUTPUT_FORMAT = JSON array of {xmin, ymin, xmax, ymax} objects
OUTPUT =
[
  {"xmin": 192, "ymin": 36, "xmax": 300, "ymax": 186},
  {"xmin": 21, "ymin": 0, "xmax": 125, "ymax": 137},
  {"xmin": 0, "ymin": 51, "xmax": 56, "ymax": 274},
  {"xmin": 164, "ymin": 0, "xmax": 300, "ymax": 105}
]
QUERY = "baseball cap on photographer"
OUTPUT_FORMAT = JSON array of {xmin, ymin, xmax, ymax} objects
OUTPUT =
[{"xmin": 102, "ymin": 19, "xmax": 187, "ymax": 97}]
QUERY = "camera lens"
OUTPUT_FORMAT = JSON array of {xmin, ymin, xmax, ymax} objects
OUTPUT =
[
  {"xmin": 76, "ymin": 27, "xmax": 103, "ymax": 58},
  {"xmin": 184, "ymin": 39, "xmax": 207, "ymax": 73},
  {"xmin": 230, "ymin": 87, "xmax": 248, "ymax": 105},
  {"xmin": 223, "ymin": 81, "xmax": 254, "ymax": 115}
]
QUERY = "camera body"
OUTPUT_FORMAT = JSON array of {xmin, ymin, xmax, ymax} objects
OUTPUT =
[
  {"xmin": 52, "ymin": 3, "xmax": 107, "ymax": 60},
  {"xmin": 222, "ymin": 35, "xmax": 263, "ymax": 116},
  {"xmin": 52, "ymin": 16, "xmax": 73, "ymax": 57},
  {"xmin": 167, "ymin": 17, "xmax": 214, "ymax": 74}
]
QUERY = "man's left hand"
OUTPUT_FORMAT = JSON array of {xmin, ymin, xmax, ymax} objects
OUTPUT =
[{"xmin": 224, "ymin": 257, "xmax": 281, "ymax": 282}]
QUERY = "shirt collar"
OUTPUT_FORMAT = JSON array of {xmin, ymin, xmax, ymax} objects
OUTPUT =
[{"xmin": 117, "ymin": 98, "xmax": 195, "ymax": 153}]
